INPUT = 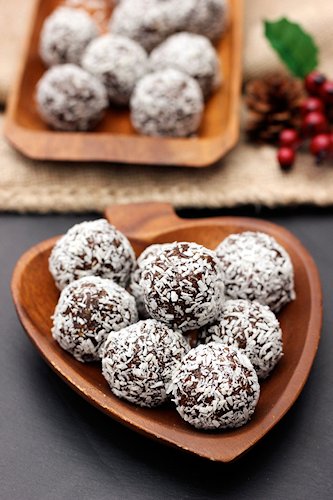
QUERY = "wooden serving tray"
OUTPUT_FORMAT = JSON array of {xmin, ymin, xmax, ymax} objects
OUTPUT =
[
  {"xmin": 11, "ymin": 203, "xmax": 322, "ymax": 462},
  {"xmin": 4, "ymin": 0, "xmax": 243, "ymax": 167}
]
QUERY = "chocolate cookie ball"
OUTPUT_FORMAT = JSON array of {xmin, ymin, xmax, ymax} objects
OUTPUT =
[
  {"xmin": 39, "ymin": 7, "xmax": 99, "ymax": 67},
  {"xmin": 169, "ymin": 343, "xmax": 260, "ymax": 430},
  {"xmin": 109, "ymin": 0, "xmax": 194, "ymax": 52},
  {"xmin": 49, "ymin": 219, "xmax": 136, "ymax": 290},
  {"xmin": 201, "ymin": 299, "xmax": 283, "ymax": 379},
  {"xmin": 130, "ymin": 68, "xmax": 204, "ymax": 137},
  {"xmin": 149, "ymin": 32, "xmax": 221, "ymax": 98},
  {"xmin": 36, "ymin": 64, "xmax": 108, "ymax": 131},
  {"xmin": 102, "ymin": 319, "xmax": 190, "ymax": 407},
  {"xmin": 82, "ymin": 34, "xmax": 148, "ymax": 105},
  {"xmin": 128, "ymin": 243, "xmax": 171, "ymax": 318},
  {"xmin": 52, "ymin": 276, "xmax": 138, "ymax": 362},
  {"xmin": 141, "ymin": 242, "xmax": 224, "ymax": 331},
  {"xmin": 183, "ymin": 0, "xmax": 229, "ymax": 41},
  {"xmin": 216, "ymin": 232, "xmax": 296, "ymax": 313}
]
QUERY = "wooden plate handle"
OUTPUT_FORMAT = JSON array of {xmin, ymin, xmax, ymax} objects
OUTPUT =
[
  {"xmin": 104, "ymin": 202, "xmax": 310, "ymax": 249},
  {"xmin": 104, "ymin": 202, "xmax": 249, "ymax": 243},
  {"xmin": 104, "ymin": 203, "xmax": 188, "ymax": 242}
]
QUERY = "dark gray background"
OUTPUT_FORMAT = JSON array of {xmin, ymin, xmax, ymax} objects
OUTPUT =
[{"xmin": 1, "ymin": 208, "xmax": 332, "ymax": 500}]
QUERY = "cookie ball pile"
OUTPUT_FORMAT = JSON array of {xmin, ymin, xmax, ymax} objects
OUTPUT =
[
  {"xmin": 39, "ymin": 7, "xmax": 99, "ymax": 67},
  {"xmin": 149, "ymin": 32, "xmax": 221, "ymax": 99},
  {"xmin": 82, "ymin": 34, "xmax": 148, "ymax": 105},
  {"xmin": 216, "ymin": 231, "xmax": 296, "ymax": 313},
  {"xmin": 36, "ymin": 64, "xmax": 108, "ymax": 131},
  {"xmin": 201, "ymin": 299, "xmax": 283, "ymax": 379},
  {"xmin": 168, "ymin": 343, "xmax": 260, "ymax": 430},
  {"xmin": 141, "ymin": 241, "xmax": 224, "ymax": 330},
  {"xmin": 36, "ymin": 0, "xmax": 227, "ymax": 135},
  {"xmin": 102, "ymin": 319, "xmax": 190, "ymax": 407},
  {"xmin": 49, "ymin": 220, "xmax": 295, "ymax": 432},
  {"xmin": 130, "ymin": 69, "xmax": 204, "ymax": 137},
  {"xmin": 52, "ymin": 276, "xmax": 138, "ymax": 362},
  {"xmin": 49, "ymin": 219, "xmax": 135, "ymax": 290}
]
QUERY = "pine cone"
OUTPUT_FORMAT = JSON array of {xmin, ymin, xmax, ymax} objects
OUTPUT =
[{"xmin": 245, "ymin": 73, "xmax": 305, "ymax": 144}]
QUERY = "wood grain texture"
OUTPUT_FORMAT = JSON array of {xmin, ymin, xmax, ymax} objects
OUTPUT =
[
  {"xmin": 4, "ymin": 0, "xmax": 243, "ymax": 167},
  {"xmin": 11, "ymin": 202, "xmax": 322, "ymax": 462}
]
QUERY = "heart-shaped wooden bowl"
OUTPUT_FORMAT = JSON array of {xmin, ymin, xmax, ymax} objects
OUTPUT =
[{"xmin": 11, "ymin": 203, "xmax": 322, "ymax": 462}]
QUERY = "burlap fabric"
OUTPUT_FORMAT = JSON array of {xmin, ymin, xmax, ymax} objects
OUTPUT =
[{"xmin": 1, "ymin": 0, "xmax": 333, "ymax": 212}]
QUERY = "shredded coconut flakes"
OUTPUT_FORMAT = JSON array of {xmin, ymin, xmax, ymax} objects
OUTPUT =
[
  {"xmin": 149, "ymin": 32, "xmax": 221, "ymax": 98},
  {"xmin": 141, "ymin": 241, "xmax": 225, "ymax": 331},
  {"xmin": 52, "ymin": 276, "xmax": 138, "ymax": 362},
  {"xmin": 130, "ymin": 68, "xmax": 203, "ymax": 137},
  {"xmin": 201, "ymin": 299, "xmax": 283, "ymax": 379},
  {"xmin": 82, "ymin": 34, "xmax": 148, "ymax": 105},
  {"xmin": 216, "ymin": 231, "xmax": 296, "ymax": 313},
  {"xmin": 36, "ymin": 64, "xmax": 108, "ymax": 131},
  {"xmin": 39, "ymin": 7, "xmax": 99, "ymax": 66},
  {"xmin": 102, "ymin": 319, "xmax": 190, "ymax": 407},
  {"xmin": 49, "ymin": 218, "xmax": 136, "ymax": 290},
  {"xmin": 128, "ymin": 243, "xmax": 172, "ymax": 318},
  {"xmin": 168, "ymin": 343, "xmax": 260, "ymax": 430}
]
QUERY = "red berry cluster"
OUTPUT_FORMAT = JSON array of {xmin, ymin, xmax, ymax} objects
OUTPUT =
[{"xmin": 277, "ymin": 71, "xmax": 333, "ymax": 171}]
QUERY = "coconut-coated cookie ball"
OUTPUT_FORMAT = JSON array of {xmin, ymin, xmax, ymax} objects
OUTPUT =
[
  {"xmin": 183, "ymin": 0, "xmax": 229, "ymax": 41},
  {"xmin": 102, "ymin": 319, "xmax": 190, "ymax": 407},
  {"xmin": 36, "ymin": 64, "xmax": 108, "ymax": 131},
  {"xmin": 49, "ymin": 219, "xmax": 136, "ymax": 290},
  {"xmin": 109, "ymin": 0, "xmax": 194, "ymax": 52},
  {"xmin": 39, "ymin": 7, "xmax": 99, "ymax": 67},
  {"xmin": 201, "ymin": 299, "xmax": 283, "ymax": 379},
  {"xmin": 149, "ymin": 32, "xmax": 221, "ymax": 98},
  {"xmin": 130, "ymin": 68, "xmax": 204, "ymax": 137},
  {"xmin": 216, "ymin": 232, "xmax": 295, "ymax": 313},
  {"xmin": 128, "ymin": 243, "xmax": 172, "ymax": 318},
  {"xmin": 82, "ymin": 34, "xmax": 148, "ymax": 105},
  {"xmin": 52, "ymin": 276, "xmax": 138, "ymax": 362},
  {"xmin": 141, "ymin": 242, "xmax": 224, "ymax": 331},
  {"xmin": 168, "ymin": 343, "xmax": 260, "ymax": 430}
]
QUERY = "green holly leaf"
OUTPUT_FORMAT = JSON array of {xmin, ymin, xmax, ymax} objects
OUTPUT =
[{"xmin": 264, "ymin": 18, "xmax": 318, "ymax": 78}]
